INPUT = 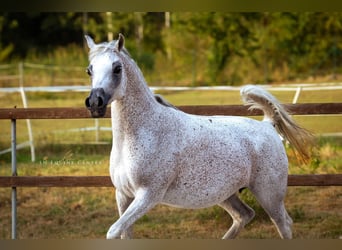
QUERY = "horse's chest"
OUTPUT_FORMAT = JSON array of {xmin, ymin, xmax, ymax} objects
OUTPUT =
[
  {"xmin": 109, "ymin": 145, "xmax": 158, "ymax": 197},
  {"xmin": 109, "ymin": 146, "xmax": 137, "ymax": 197},
  {"xmin": 110, "ymin": 163, "xmax": 136, "ymax": 197}
]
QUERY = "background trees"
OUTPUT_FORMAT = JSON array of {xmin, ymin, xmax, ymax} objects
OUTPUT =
[{"xmin": 0, "ymin": 12, "xmax": 341, "ymax": 85}]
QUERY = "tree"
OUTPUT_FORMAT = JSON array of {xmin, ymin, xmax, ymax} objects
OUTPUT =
[
  {"xmin": 1, "ymin": 12, "xmax": 341, "ymax": 83},
  {"xmin": 168, "ymin": 12, "xmax": 261, "ymax": 83},
  {"xmin": 0, "ymin": 13, "xmax": 86, "ymax": 59}
]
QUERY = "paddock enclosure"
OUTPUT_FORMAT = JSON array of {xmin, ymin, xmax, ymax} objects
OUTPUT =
[{"xmin": 0, "ymin": 103, "xmax": 341, "ymax": 239}]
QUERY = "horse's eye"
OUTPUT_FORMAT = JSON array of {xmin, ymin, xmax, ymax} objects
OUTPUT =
[
  {"xmin": 86, "ymin": 66, "xmax": 92, "ymax": 76},
  {"xmin": 113, "ymin": 64, "xmax": 122, "ymax": 75}
]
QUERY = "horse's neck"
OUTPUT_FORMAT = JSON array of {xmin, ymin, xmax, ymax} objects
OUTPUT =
[{"xmin": 111, "ymin": 62, "xmax": 158, "ymax": 140}]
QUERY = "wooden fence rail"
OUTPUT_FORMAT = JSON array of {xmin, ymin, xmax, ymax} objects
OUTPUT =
[
  {"xmin": 0, "ymin": 174, "xmax": 341, "ymax": 187},
  {"xmin": 0, "ymin": 103, "xmax": 341, "ymax": 119}
]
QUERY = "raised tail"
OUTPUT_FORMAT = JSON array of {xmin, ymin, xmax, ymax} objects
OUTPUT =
[{"xmin": 240, "ymin": 85, "xmax": 314, "ymax": 163}]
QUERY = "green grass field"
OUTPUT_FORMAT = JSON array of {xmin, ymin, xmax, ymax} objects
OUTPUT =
[{"xmin": 0, "ymin": 86, "xmax": 341, "ymax": 239}]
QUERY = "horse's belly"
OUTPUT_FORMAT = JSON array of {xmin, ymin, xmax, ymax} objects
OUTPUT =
[
  {"xmin": 161, "ymin": 166, "xmax": 249, "ymax": 209},
  {"xmin": 162, "ymin": 184, "xmax": 241, "ymax": 209}
]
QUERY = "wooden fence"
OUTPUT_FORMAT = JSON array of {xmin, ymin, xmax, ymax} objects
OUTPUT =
[
  {"xmin": 0, "ymin": 103, "xmax": 341, "ymax": 239},
  {"xmin": 0, "ymin": 103, "xmax": 342, "ymax": 188}
]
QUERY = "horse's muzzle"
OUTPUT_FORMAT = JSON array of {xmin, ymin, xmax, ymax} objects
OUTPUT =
[{"xmin": 85, "ymin": 88, "xmax": 110, "ymax": 118}]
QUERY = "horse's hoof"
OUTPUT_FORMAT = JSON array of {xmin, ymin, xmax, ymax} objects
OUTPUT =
[{"xmin": 106, "ymin": 227, "xmax": 120, "ymax": 239}]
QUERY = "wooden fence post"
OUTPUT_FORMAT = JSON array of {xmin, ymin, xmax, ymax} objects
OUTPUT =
[{"xmin": 11, "ymin": 118, "xmax": 17, "ymax": 239}]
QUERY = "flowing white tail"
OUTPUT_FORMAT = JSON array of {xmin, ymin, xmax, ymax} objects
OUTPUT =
[{"xmin": 241, "ymin": 85, "xmax": 314, "ymax": 163}]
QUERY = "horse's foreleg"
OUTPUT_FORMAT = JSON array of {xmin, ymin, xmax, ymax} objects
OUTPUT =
[
  {"xmin": 218, "ymin": 193, "xmax": 255, "ymax": 239},
  {"xmin": 115, "ymin": 190, "xmax": 134, "ymax": 239},
  {"xmin": 106, "ymin": 189, "xmax": 158, "ymax": 239}
]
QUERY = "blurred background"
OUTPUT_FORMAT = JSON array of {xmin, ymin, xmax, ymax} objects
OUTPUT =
[
  {"xmin": 0, "ymin": 12, "xmax": 342, "ymax": 86},
  {"xmin": 0, "ymin": 12, "xmax": 341, "ymax": 239}
]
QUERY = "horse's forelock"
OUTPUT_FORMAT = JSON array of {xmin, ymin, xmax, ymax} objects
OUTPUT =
[{"xmin": 88, "ymin": 41, "xmax": 131, "ymax": 61}]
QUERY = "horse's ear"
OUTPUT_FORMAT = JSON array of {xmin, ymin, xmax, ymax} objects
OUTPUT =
[
  {"xmin": 85, "ymin": 35, "xmax": 95, "ymax": 49},
  {"xmin": 116, "ymin": 33, "xmax": 125, "ymax": 51}
]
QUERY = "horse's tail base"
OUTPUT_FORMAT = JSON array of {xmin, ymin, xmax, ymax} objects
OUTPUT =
[{"xmin": 240, "ymin": 85, "xmax": 315, "ymax": 164}]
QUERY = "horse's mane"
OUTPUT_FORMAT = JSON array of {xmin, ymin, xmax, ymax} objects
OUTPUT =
[
  {"xmin": 154, "ymin": 94, "xmax": 179, "ymax": 110},
  {"xmin": 88, "ymin": 40, "xmax": 131, "ymax": 61}
]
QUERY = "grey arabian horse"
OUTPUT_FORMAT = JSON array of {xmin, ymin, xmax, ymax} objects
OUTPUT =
[{"xmin": 84, "ymin": 34, "xmax": 313, "ymax": 239}]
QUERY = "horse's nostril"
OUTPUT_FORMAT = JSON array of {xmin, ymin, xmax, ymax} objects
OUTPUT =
[
  {"xmin": 85, "ymin": 97, "xmax": 91, "ymax": 108},
  {"xmin": 98, "ymin": 96, "xmax": 104, "ymax": 107}
]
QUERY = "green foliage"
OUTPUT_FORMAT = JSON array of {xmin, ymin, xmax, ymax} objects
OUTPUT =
[
  {"xmin": 1, "ymin": 12, "xmax": 342, "ymax": 84},
  {"xmin": 0, "ymin": 43, "xmax": 14, "ymax": 62}
]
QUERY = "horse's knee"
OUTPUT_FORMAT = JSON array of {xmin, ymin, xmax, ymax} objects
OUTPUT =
[{"xmin": 233, "ymin": 204, "xmax": 255, "ymax": 226}]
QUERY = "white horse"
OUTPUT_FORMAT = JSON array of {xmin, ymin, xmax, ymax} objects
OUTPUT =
[{"xmin": 84, "ymin": 34, "xmax": 313, "ymax": 239}]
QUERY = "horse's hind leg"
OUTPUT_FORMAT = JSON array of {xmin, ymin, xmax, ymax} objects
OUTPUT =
[
  {"xmin": 250, "ymin": 182, "xmax": 293, "ymax": 239},
  {"xmin": 218, "ymin": 193, "xmax": 255, "ymax": 239}
]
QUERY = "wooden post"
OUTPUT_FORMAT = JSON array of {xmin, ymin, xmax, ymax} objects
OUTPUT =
[
  {"xmin": 292, "ymin": 86, "xmax": 302, "ymax": 104},
  {"xmin": 18, "ymin": 62, "xmax": 35, "ymax": 162},
  {"xmin": 11, "ymin": 119, "xmax": 17, "ymax": 239}
]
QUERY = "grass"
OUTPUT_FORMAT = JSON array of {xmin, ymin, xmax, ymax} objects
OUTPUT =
[
  {"xmin": 0, "ymin": 185, "xmax": 341, "ymax": 239},
  {"xmin": 0, "ymin": 86, "xmax": 341, "ymax": 239}
]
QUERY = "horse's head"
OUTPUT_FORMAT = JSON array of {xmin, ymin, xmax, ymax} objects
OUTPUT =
[{"xmin": 84, "ymin": 34, "xmax": 127, "ymax": 118}]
